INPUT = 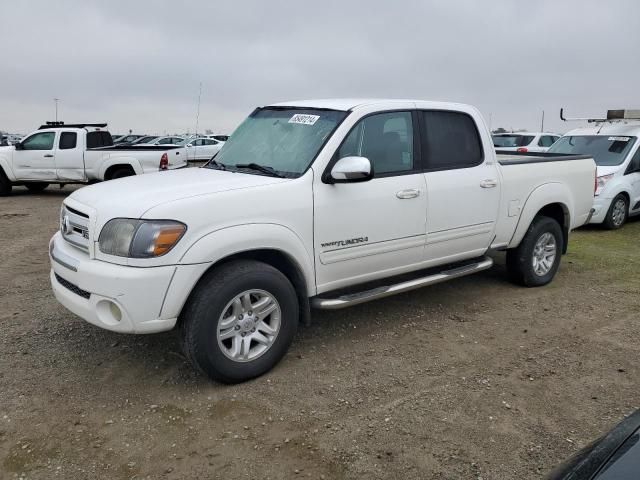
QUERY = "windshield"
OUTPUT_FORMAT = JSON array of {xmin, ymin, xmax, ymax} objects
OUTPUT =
[
  {"xmin": 208, "ymin": 107, "xmax": 347, "ymax": 177},
  {"xmin": 548, "ymin": 135, "xmax": 637, "ymax": 166},
  {"xmin": 493, "ymin": 135, "xmax": 534, "ymax": 148}
]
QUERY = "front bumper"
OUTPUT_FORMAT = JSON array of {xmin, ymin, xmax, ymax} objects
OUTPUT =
[
  {"xmin": 588, "ymin": 196, "xmax": 612, "ymax": 224},
  {"xmin": 49, "ymin": 232, "xmax": 178, "ymax": 333}
]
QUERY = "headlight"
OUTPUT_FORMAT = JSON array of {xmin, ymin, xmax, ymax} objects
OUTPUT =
[
  {"xmin": 98, "ymin": 219, "xmax": 186, "ymax": 258},
  {"xmin": 595, "ymin": 174, "xmax": 614, "ymax": 196}
]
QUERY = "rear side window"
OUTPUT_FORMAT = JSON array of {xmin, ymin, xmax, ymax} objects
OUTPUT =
[
  {"xmin": 86, "ymin": 131, "xmax": 113, "ymax": 148},
  {"xmin": 538, "ymin": 135, "xmax": 557, "ymax": 147},
  {"xmin": 421, "ymin": 111, "xmax": 483, "ymax": 170},
  {"xmin": 59, "ymin": 132, "xmax": 77, "ymax": 150}
]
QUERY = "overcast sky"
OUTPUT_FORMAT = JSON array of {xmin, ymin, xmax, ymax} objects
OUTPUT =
[{"xmin": 1, "ymin": 0, "xmax": 639, "ymax": 135}]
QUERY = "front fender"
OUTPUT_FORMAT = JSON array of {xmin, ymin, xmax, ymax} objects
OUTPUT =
[
  {"xmin": 179, "ymin": 223, "xmax": 316, "ymax": 294},
  {"xmin": 509, "ymin": 182, "xmax": 573, "ymax": 248},
  {"xmin": 98, "ymin": 156, "xmax": 143, "ymax": 180}
]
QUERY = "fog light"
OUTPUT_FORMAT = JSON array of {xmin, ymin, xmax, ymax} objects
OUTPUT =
[{"xmin": 109, "ymin": 302, "xmax": 122, "ymax": 322}]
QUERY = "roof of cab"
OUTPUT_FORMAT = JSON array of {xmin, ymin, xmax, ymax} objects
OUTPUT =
[
  {"xmin": 267, "ymin": 98, "xmax": 474, "ymax": 112},
  {"xmin": 564, "ymin": 122, "xmax": 640, "ymax": 137}
]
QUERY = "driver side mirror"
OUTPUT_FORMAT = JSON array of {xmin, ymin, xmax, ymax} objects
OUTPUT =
[
  {"xmin": 328, "ymin": 156, "xmax": 373, "ymax": 183},
  {"xmin": 14, "ymin": 141, "xmax": 23, "ymax": 150}
]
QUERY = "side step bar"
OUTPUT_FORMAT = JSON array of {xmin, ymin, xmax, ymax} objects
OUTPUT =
[{"xmin": 311, "ymin": 257, "xmax": 493, "ymax": 310}]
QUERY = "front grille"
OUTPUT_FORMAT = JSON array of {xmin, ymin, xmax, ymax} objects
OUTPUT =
[
  {"xmin": 55, "ymin": 273, "xmax": 91, "ymax": 299},
  {"xmin": 61, "ymin": 204, "xmax": 90, "ymax": 252}
]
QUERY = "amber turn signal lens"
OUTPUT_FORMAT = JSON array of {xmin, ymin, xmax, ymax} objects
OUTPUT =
[{"xmin": 152, "ymin": 226, "xmax": 186, "ymax": 256}]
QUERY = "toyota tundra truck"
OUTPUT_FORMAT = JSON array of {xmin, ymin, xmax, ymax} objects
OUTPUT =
[
  {"xmin": 49, "ymin": 99, "xmax": 596, "ymax": 383},
  {"xmin": 0, "ymin": 122, "xmax": 187, "ymax": 195}
]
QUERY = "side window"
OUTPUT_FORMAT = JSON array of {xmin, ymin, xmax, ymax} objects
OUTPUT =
[
  {"xmin": 538, "ymin": 135, "xmax": 556, "ymax": 147},
  {"xmin": 421, "ymin": 111, "xmax": 483, "ymax": 170},
  {"xmin": 625, "ymin": 148, "xmax": 640, "ymax": 174},
  {"xmin": 59, "ymin": 132, "xmax": 77, "ymax": 150},
  {"xmin": 86, "ymin": 131, "xmax": 112, "ymax": 148},
  {"xmin": 22, "ymin": 132, "xmax": 55, "ymax": 150},
  {"xmin": 336, "ymin": 111, "xmax": 414, "ymax": 175}
]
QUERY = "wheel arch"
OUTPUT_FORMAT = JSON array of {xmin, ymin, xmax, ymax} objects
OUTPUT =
[
  {"xmin": 165, "ymin": 224, "xmax": 316, "ymax": 326},
  {"xmin": 509, "ymin": 183, "xmax": 573, "ymax": 253},
  {"xmin": 99, "ymin": 157, "xmax": 142, "ymax": 180}
]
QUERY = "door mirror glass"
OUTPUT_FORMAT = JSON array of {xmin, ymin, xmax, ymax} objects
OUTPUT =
[
  {"xmin": 14, "ymin": 141, "xmax": 23, "ymax": 150},
  {"xmin": 330, "ymin": 156, "xmax": 372, "ymax": 183}
]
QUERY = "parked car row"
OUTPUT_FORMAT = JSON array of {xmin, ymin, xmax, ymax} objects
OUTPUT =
[{"xmin": 114, "ymin": 133, "xmax": 226, "ymax": 161}]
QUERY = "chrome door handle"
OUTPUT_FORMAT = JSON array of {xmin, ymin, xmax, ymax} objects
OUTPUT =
[
  {"xmin": 396, "ymin": 189, "xmax": 420, "ymax": 199},
  {"xmin": 480, "ymin": 179, "xmax": 498, "ymax": 188},
  {"xmin": 44, "ymin": 154, "xmax": 54, "ymax": 158}
]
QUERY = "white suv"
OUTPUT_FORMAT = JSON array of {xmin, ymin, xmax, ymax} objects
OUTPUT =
[{"xmin": 548, "ymin": 119, "xmax": 640, "ymax": 229}]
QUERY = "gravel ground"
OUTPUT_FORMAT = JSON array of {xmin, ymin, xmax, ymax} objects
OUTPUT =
[{"xmin": 1, "ymin": 185, "xmax": 639, "ymax": 479}]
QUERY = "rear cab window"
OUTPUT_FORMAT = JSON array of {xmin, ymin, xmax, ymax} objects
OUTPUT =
[{"xmin": 86, "ymin": 131, "xmax": 114, "ymax": 149}]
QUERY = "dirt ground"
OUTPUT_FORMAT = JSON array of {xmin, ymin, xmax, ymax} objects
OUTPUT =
[{"xmin": 1, "ymin": 185, "xmax": 639, "ymax": 480}]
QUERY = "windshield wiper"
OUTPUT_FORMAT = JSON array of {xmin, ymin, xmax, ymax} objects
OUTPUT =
[
  {"xmin": 235, "ymin": 163, "xmax": 285, "ymax": 178},
  {"xmin": 205, "ymin": 158, "xmax": 226, "ymax": 170}
]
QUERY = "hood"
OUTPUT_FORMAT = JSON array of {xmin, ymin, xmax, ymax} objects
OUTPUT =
[{"xmin": 68, "ymin": 167, "xmax": 289, "ymax": 219}]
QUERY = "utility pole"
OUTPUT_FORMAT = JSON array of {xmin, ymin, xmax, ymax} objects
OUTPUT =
[
  {"xmin": 540, "ymin": 110, "xmax": 545, "ymax": 132},
  {"xmin": 54, "ymin": 98, "xmax": 60, "ymax": 122}
]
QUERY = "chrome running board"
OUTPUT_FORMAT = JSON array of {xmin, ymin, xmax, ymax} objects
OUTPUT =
[{"xmin": 311, "ymin": 257, "xmax": 493, "ymax": 310}]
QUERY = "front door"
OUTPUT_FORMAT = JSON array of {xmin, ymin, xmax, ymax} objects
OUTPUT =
[
  {"xmin": 313, "ymin": 111, "xmax": 427, "ymax": 293},
  {"xmin": 13, "ymin": 130, "xmax": 57, "ymax": 180},
  {"xmin": 419, "ymin": 110, "xmax": 501, "ymax": 263}
]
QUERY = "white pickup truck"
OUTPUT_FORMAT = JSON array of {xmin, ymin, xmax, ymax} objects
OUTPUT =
[
  {"xmin": 0, "ymin": 122, "xmax": 187, "ymax": 195},
  {"xmin": 49, "ymin": 99, "xmax": 596, "ymax": 383}
]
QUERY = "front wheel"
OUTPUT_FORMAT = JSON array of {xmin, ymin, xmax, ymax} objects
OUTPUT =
[
  {"xmin": 507, "ymin": 215, "xmax": 563, "ymax": 287},
  {"xmin": 179, "ymin": 260, "xmax": 299, "ymax": 383},
  {"xmin": 603, "ymin": 194, "xmax": 628, "ymax": 230}
]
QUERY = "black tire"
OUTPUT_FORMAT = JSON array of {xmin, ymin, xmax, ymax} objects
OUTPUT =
[
  {"xmin": 506, "ymin": 215, "xmax": 563, "ymax": 287},
  {"xmin": 109, "ymin": 168, "xmax": 134, "ymax": 180},
  {"xmin": 179, "ymin": 260, "xmax": 299, "ymax": 383},
  {"xmin": 25, "ymin": 182, "xmax": 49, "ymax": 193},
  {"xmin": 603, "ymin": 194, "xmax": 628, "ymax": 230},
  {"xmin": 0, "ymin": 168, "xmax": 12, "ymax": 196}
]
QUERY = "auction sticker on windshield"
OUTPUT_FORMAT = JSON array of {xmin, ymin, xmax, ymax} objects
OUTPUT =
[
  {"xmin": 289, "ymin": 114, "xmax": 320, "ymax": 125},
  {"xmin": 608, "ymin": 136, "xmax": 631, "ymax": 142}
]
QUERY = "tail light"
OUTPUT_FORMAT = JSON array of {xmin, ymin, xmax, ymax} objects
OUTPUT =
[
  {"xmin": 517, "ymin": 147, "xmax": 528, "ymax": 153},
  {"xmin": 594, "ymin": 169, "xmax": 598, "ymax": 196},
  {"xmin": 159, "ymin": 153, "xmax": 168, "ymax": 171}
]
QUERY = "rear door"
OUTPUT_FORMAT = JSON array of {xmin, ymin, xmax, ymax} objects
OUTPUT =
[
  {"xmin": 55, "ymin": 130, "xmax": 86, "ymax": 181},
  {"xmin": 420, "ymin": 110, "xmax": 501, "ymax": 263},
  {"xmin": 313, "ymin": 110, "xmax": 428, "ymax": 292},
  {"xmin": 13, "ymin": 130, "xmax": 57, "ymax": 180}
]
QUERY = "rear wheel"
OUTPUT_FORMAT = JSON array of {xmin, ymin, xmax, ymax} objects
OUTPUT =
[
  {"xmin": 179, "ymin": 260, "xmax": 299, "ymax": 383},
  {"xmin": 25, "ymin": 182, "xmax": 49, "ymax": 193},
  {"xmin": 603, "ymin": 194, "xmax": 628, "ymax": 230},
  {"xmin": 109, "ymin": 167, "xmax": 135, "ymax": 180},
  {"xmin": 507, "ymin": 215, "xmax": 563, "ymax": 287},
  {"xmin": 0, "ymin": 168, "xmax": 11, "ymax": 196}
]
